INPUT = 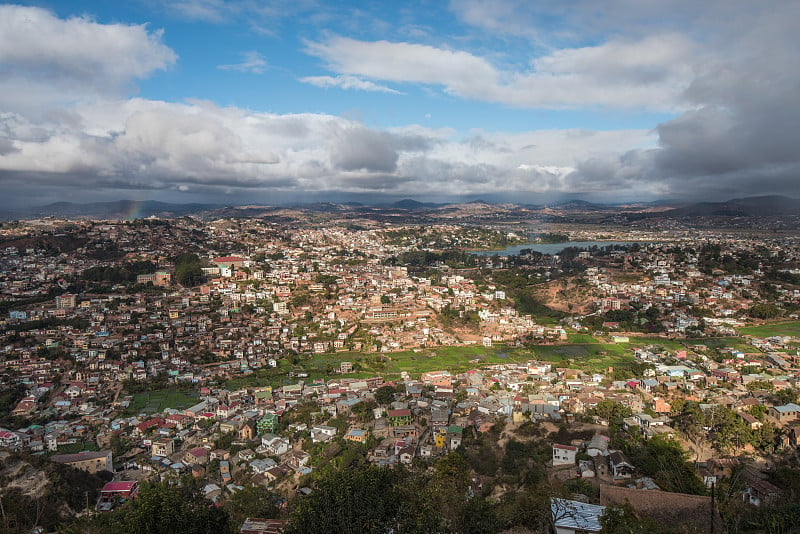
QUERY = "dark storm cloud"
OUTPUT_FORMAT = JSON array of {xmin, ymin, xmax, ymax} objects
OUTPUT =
[
  {"xmin": 330, "ymin": 127, "xmax": 399, "ymax": 172},
  {"xmin": 566, "ymin": 2, "xmax": 800, "ymax": 199},
  {"xmin": 0, "ymin": 137, "xmax": 19, "ymax": 156}
]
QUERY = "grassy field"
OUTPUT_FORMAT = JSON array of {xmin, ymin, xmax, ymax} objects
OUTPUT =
[
  {"xmin": 566, "ymin": 333, "xmax": 600, "ymax": 344},
  {"xmin": 221, "ymin": 330, "xmax": 784, "ymax": 390},
  {"xmin": 738, "ymin": 321, "xmax": 800, "ymax": 338},
  {"xmin": 132, "ymin": 388, "xmax": 199, "ymax": 414},
  {"xmin": 224, "ymin": 341, "xmax": 646, "ymax": 389},
  {"xmin": 55, "ymin": 440, "xmax": 99, "ymax": 454}
]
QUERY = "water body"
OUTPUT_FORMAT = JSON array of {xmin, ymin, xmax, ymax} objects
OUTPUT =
[{"xmin": 470, "ymin": 241, "xmax": 639, "ymax": 257}]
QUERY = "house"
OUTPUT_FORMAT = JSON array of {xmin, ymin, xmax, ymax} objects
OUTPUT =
[
  {"xmin": 239, "ymin": 518, "xmax": 287, "ymax": 534},
  {"xmin": 345, "ymin": 428, "xmax": 367, "ymax": 443},
  {"xmin": 398, "ymin": 445, "xmax": 415, "ymax": 465},
  {"xmin": 238, "ymin": 448, "xmax": 256, "ymax": 462},
  {"xmin": 553, "ymin": 444, "xmax": 577, "ymax": 466},
  {"xmin": 310, "ymin": 425, "xmax": 337, "ymax": 443},
  {"xmin": 151, "ymin": 437, "xmax": 174, "ymax": 457},
  {"xmin": 250, "ymin": 458, "xmax": 277, "ymax": 474},
  {"xmin": 739, "ymin": 412, "xmax": 762, "ymax": 430},
  {"xmin": 770, "ymin": 403, "xmax": 800, "ymax": 423},
  {"xmin": 446, "ymin": 426, "xmax": 463, "ymax": 449},
  {"xmin": 652, "ymin": 397, "xmax": 671, "ymax": 414},
  {"xmin": 285, "ymin": 450, "xmax": 311, "ymax": 472},
  {"xmin": 219, "ymin": 420, "xmax": 238, "ymax": 434},
  {"xmin": 97, "ymin": 481, "xmax": 139, "ymax": 510},
  {"xmin": 261, "ymin": 434, "xmax": 290, "ymax": 455},
  {"xmin": 134, "ymin": 417, "xmax": 165, "ymax": 437},
  {"xmin": 609, "ymin": 450, "xmax": 635, "ymax": 479},
  {"xmin": 586, "ymin": 434, "xmax": 610, "ymax": 457},
  {"xmin": 220, "ymin": 460, "xmax": 232, "ymax": 484},
  {"xmin": 50, "ymin": 450, "xmax": 113, "ymax": 474},
  {"xmin": 743, "ymin": 479, "xmax": 781, "ymax": 506},
  {"xmin": 257, "ymin": 414, "xmax": 279, "ymax": 435},
  {"xmin": 0, "ymin": 430, "xmax": 21, "ymax": 449},
  {"xmin": 551, "ymin": 498, "xmax": 605, "ymax": 534},
  {"xmin": 211, "ymin": 449, "xmax": 230, "ymax": 461},
  {"xmin": 238, "ymin": 421, "xmax": 256, "ymax": 440},
  {"xmin": 387, "ymin": 409, "xmax": 412, "ymax": 426},
  {"xmin": 185, "ymin": 447, "xmax": 209, "ymax": 465}
]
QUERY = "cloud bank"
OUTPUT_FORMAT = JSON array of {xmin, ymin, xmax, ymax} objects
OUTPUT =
[{"xmin": 0, "ymin": 2, "xmax": 798, "ymax": 206}]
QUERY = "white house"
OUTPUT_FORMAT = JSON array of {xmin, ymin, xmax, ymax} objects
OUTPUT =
[
  {"xmin": 261, "ymin": 434, "xmax": 290, "ymax": 455},
  {"xmin": 553, "ymin": 444, "xmax": 577, "ymax": 466},
  {"xmin": 310, "ymin": 425, "xmax": 337, "ymax": 443},
  {"xmin": 586, "ymin": 434, "xmax": 610, "ymax": 457}
]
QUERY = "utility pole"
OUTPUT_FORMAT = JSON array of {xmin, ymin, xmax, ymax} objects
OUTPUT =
[{"xmin": 710, "ymin": 481, "xmax": 716, "ymax": 534}]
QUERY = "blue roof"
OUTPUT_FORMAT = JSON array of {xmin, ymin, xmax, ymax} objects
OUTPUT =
[{"xmin": 551, "ymin": 498, "xmax": 605, "ymax": 532}]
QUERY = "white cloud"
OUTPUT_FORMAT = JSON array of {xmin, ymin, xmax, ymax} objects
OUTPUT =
[
  {"xmin": 0, "ymin": 93, "xmax": 655, "ymax": 199},
  {"xmin": 0, "ymin": 5, "xmax": 176, "ymax": 109},
  {"xmin": 300, "ymin": 75, "xmax": 403, "ymax": 94},
  {"xmin": 218, "ymin": 51, "xmax": 269, "ymax": 74},
  {"xmin": 169, "ymin": 0, "xmax": 231, "ymax": 23},
  {"xmin": 303, "ymin": 35, "xmax": 696, "ymax": 110}
]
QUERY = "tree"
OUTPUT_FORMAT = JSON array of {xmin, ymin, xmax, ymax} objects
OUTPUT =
[
  {"xmin": 748, "ymin": 303, "xmax": 781, "ymax": 319},
  {"xmin": 775, "ymin": 388, "xmax": 798, "ymax": 405},
  {"xmin": 375, "ymin": 385, "xmax": 396, "ymax": 406},
  {"xmin": 176, "ymin": 262, "xmax": 204, "ymax": 287},
  {"xmin": 174, "ymin": 253, "xmax": 204, "ymax": 287},
  {"xmin": 600, "ymin": 501, "xmax": 665, "ymax": 533},
  {"xmin": 91, "ymin": 476, "xmax": 229, "ymax": 534},
  {"xmin": 222, "ymin": 486, "xmax": 280, "ymax": 531},
  {"xmin": 592, "ymin": 400, "xmax": 632, "ymax": 425},
  {"xmin": 285, "ymin": 466, "xmax": 404, "ymax": 534}
]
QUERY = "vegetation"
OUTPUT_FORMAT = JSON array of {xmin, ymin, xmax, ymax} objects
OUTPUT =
[
  {"xmin": 130, "ymin": 388, "xmax": 199, "ymax": 414},
  {"xmin": 286, "ymin": 453, "xmax": 498, "ymax": 534},
  {"xmin": 0, "ymin": 452, "xmax": 109, "ymax": 532},
  {"xmin": 173, "ymin": 253, "xmax": 204, "ymax": 287},
  {"xmin": 86, "ymin": 476, "xmax": 228, "ymax": 533},
  {"xmin": 81, "ymin": 260, "xmax": 157, "ymax": 284}
]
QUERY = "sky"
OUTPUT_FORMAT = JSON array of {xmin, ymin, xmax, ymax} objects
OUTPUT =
[{"xmin": 0, "ymin": 0, "xmax": 798, "ymax": 208}]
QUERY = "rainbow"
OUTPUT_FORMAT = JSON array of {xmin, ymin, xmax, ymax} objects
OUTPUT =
[{"xmin": 122, "ymin": 200, "xmax": 144, "ymax": 221}]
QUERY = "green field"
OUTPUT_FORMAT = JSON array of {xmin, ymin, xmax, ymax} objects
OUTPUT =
[
  {"xmin": 223, "ymin": 340, "xmax": 650, "ymax": 389},
  {"xmin": 132, "ymin": 388, "xmax": 199, "ymax": 414},
  {"xmin": 54, "ymin": 440, "xmax": 99, "ymax": 454},
  {"xmin": 220, "ymin": 330, "xmax": 790, "ymax": 390},
  {"xmin": 566, "ymin": 333, "xmax": 600, "ymax": 344},
  {"xmin": 738, "ymin": 321, "xmax": 800, "ymax": 338}
]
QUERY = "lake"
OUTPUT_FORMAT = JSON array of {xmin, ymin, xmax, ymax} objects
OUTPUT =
[{"xmin": 470, "ymin": 241, "xmax": 639, "ymax": 256}]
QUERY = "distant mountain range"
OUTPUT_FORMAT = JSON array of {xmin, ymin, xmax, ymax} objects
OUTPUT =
[
  {"xmin": 0, "ymin": 200, "xmax": 221, "ymax": 220},
  {"xmin": 1, "ymin": 195, "xmax": 798, "ymax": 221},
  {"xmin": 658, "ymin": 195, "xmax": 800, "ymax": 217}
]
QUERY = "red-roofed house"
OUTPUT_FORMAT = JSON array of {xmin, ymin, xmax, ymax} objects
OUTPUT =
[
  {"xmin": 186, "ymin": 447, "xmax": 209, "ymax": 465},
  {"xmin": 100, "ymin": 481, "xmax": 139, "ymax": 500},
  {"xmin": 213, "ymin": 256, "xmax": 247, "ymax": 268},
  {"xmin": 387, "ymin": 409, "xmax": 412, "ymax": 426},
  {"xmin": 134, "ymin": 418, "xmax": 165, "ymax": 437},
  {"xmin": 0, "ymin": 430, "xmax": 21, "ymax": 448}
]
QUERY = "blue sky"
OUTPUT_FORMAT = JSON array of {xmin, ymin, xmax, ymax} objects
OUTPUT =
[{"xmin": 0, "ymin": 0, "xmax": 797, "ymax": 207}]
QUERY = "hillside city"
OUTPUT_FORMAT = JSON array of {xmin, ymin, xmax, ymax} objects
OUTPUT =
[{"xmin": 0, "ymin": 206, "xmax": 799, "ymax": 533}]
